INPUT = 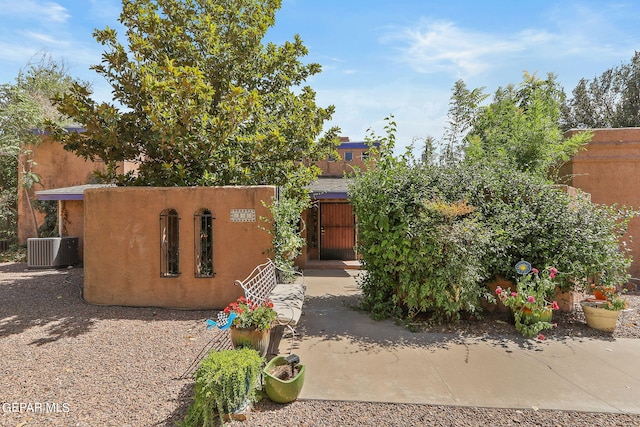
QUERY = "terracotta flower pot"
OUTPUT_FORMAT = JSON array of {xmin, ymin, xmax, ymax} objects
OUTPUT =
[
  {"xmin": 229, "ymin": 327, "xmax": 271, "ymax": 357},
  {"xmin": 591, "ymin": 286, "xmax": 615, "ymax": 301}
]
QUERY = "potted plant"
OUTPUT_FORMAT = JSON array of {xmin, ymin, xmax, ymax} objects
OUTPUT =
[
  {"xmin": 224, "ymin": 296, "xmax": 277, "ymax": 356},
  {"xmin": 581, "ymin": 289, "xmax": 628, "ymax": 332},
  {"xmin": 495, "ymin": 261, "xmax": 561, "ymax": 339},
  {"xmin": 182, "ymin": 348, "xmax": 264, "ymax": 426},
  {"xmin": 263, "ymin": 354, "xmax": 306, "ymax": 403}
]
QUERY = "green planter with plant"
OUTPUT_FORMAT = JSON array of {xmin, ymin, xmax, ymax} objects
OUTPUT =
[
  {"xmin": 182, "ymin": 348, "xmax": 264, "ymax": 427},
  {"xmin": 263, "ymin": 354, "xmax": 306, "ymax": 403},
  {"xmin": 496, "ymin": 261, "xmax": 561, "ymax": 339}
]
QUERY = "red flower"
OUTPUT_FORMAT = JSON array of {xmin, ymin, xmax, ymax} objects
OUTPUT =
[
  {"xmin": 531, "ymin": 268, "xmax": 539, "ymax": 275},
  {"xmin": 551, "ymin": 301, "xmax": 560, "ymax": 310},
  {"xmin": 527, "ymin": 296, "xmax": 535, "ymax": 303},
  {"xmin": 549, "ymin": 267, "xmax": 558, "ymax": 279},
  {"xmin": 495, "ymin": 287, "xmax": 503, "ymax": 295},
  {"xmin": 537, "ymin": 333, "xmax": 546, "ymax": 341}
]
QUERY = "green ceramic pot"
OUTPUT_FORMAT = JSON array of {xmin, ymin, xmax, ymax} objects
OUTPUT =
[
  {"xmin": 263, "ymin": 356, "xmax": 306, "ymax": 403},
  {"xmin": 519, "ymin": 307, "xmax": 553, "ymax": 324}
]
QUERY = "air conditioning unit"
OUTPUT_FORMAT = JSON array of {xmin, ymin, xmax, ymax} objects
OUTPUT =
[{"xmin": 27, "ymin": 237, "xmax": 79, "ymax": 268}]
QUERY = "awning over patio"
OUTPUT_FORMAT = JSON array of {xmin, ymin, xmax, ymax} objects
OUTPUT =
[{"xmin": 35, "ymin": 184, "xmax": 114, "ymax": 201}]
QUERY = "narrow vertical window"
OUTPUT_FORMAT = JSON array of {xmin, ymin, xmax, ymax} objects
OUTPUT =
[
  {"xmin": 194, "ymin": 209, "xmax": 214, "ymax": 277},
  {"xmin": 160, "ymin": 209, "xmax": 180, "ymax": 277}
]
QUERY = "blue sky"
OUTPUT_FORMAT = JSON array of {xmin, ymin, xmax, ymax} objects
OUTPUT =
[{"xmin": 1, "ymin": 0, "xmax": 639, "ymax": 151}]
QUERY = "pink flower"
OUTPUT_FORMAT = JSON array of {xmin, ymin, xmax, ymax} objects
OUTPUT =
[
  {"xmin": 531, "ymin": 268, "xmax": 539, "ymax": 275},
  {"xmin": 537, "ymin": 333, "xmax": 546, "ymax": 341},
  {"xmin": 495, "ymin": 287, "xmax": 503, "ymax": 295},
  {"xmin": 527, "ymin": 296, "xmax": 535, "ymax": 303},
  {"xmin": 549, "ymin": 267, "xmax": 558, "ymax": 279},
  {"xmin": 511, "ymin": 291, "xmax": 518, "ymax": 297},
  {"xmin": 551, "ymin": 301, "xmax": 560, "ymax": 310}
]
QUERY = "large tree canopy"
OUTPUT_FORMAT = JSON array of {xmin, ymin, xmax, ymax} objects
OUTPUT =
[
  {"xmin": 52, "ymin": 0, "xmax": 339, "ymax": 193},
  {"xmin": 563, "ymin": 51, "xmax": 640, "ymax": 129}
]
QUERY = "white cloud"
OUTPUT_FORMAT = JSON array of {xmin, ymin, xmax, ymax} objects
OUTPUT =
[
  {"xmin": 0, "ymin": 1, "xmax": 70, "ymax": 23},
  {"xmin": 316, "ymin": 82, "xmax": 450, "ymax": 150},
  {"xmin": 385, "ymin": 20, "xmax": 544, "ymax": 78},
  {"xmin": 384, "ymin": 13, "xmax": 640, "ymax": 81},
  {"xmin": 23, "ymin": 30, "xmax": 69, "ymax": 46}
]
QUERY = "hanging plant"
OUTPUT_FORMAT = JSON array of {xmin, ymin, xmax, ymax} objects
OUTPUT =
[{"xmin": 182, "ymin": 348, "xmax": 264, "ymax": 426}]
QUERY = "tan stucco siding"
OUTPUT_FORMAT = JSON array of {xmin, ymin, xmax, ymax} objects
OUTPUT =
[{"xmin": 83, "ymin": 186, "xmax": 275, "ymax": 309}]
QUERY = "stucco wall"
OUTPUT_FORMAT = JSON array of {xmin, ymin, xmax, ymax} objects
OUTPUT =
[
  {"xmin": 18, "ymin": 138, "xmax": 106, "ymax": 242},
  {"xmin": 18, "ymin": 135, "xmax": 133, "ymax": 243},
  {"xmin": 314, "ymin": 147, "xmax": 372, "ymax": 177},
  {"xmin": 83, "ymin": 186, "xmax": 275, "ymax": 309},
  {"xmin": 60, "ymin": 200, "xmax": 85, "ymax": 259},
  {"xmin": 561, "ymin": 128, "xmax": 640, "ymax": 279}
]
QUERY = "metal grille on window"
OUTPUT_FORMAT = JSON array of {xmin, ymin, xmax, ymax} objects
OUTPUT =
[
  {"xmin": 160, "ymin": 209, "xmax": 180, "ymax": 277},
  {"xmin": 194, "ymin": 209, "xmax": 215, "ymax": 277}
]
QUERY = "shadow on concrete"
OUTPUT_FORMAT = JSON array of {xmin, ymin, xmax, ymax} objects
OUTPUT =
[{"xmin": 298, "ymin": 291, "xmax": 615, "ymax": 355}]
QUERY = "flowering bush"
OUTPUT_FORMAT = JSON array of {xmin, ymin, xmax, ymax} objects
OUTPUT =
[
  {"xmin": 496, "ymin": 261, "xmax": 561, "ymax": 338},
  {"xmin": 224, "ymin": 296, "xmax": 277, "ymax": 331}
]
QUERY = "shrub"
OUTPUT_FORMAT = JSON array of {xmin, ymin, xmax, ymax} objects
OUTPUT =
[
  {"xmin": 350, "ymin": 154, "xmax": 490, "ymax": 322},
  {"xmin": 460, "ymin": 166, "xmax": 635, "ymax": 290},
  {"xmin": 350, "ymin": 157, "xmax": 635, "ymax": 324}
]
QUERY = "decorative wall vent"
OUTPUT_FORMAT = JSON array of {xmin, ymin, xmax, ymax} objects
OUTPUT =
[{"xmin": 230, "ymin": 209, "xmax": 256, "ymax": 223}]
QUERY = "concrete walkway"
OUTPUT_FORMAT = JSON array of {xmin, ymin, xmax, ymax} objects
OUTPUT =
[{"xmin": 293, "ymin": 269, "xmax": 640, "ymax": 414}]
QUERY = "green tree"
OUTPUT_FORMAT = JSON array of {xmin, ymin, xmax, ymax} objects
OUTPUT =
[
  {"xmin": 463, "ymin": 72, "xmax": 591, "ymax": 179},
  {"xmin": 563, "ymin": 51, "xmax": 640, "ymax": 129},
  {"xmin": 0, "ymin": 54, "xmax": 78, "ymax": 240},
  {"xmin": 439, "ymin": 79, "xmax": 488, "ymax": 165},
  {"xmin": 52, "ymin": 0, "xmax": 339, "ymax": 196}
]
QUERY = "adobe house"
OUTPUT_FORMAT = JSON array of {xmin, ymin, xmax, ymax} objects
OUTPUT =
[
  {"xmin": 560, "ymin": 127, "xmax": 640, "ymax": 281},
  {"xmin": 296, "ymin": 138, "xmax": 378, "ymax": 266},
  {"xmin": 22, "ymin": 134, "xmax": 373, "ymax": 293},
  {"xmin": 18, "ymin": 132, "xmax": 277, "ymax": 308}
]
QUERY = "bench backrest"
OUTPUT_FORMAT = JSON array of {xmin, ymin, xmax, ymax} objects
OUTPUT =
[{"xmin": 236, "ymin": 259, "xmax": 278, "ymax": 304}]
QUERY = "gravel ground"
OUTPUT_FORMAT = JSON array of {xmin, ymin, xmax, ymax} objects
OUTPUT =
[{"xmin": 1, "ymin": 262, "xmax": 639, "ymax": 427}]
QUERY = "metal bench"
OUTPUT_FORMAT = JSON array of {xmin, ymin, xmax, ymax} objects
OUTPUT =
[{"xmin": 235, "ymin": 259, "xmax": 305, "ymax": 353}]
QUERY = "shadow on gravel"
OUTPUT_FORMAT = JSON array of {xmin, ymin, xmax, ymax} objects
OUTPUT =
[
  {"xmin": 0, "ymin": 263, "xmax": 211, "ymax": 344},
  {"xmin": 157, "ymin": 382, "xmax": 195, "ymax": 427}
]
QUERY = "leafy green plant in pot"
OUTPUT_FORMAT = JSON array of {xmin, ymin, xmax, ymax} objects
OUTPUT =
[
  {"xmin": 181, "ymin": 348, "xmax": 264, "ymax": 427},
  {"xmin": 224, "ymin": 297, "xmax": 277, "ymax": 356},
  {"xmin": 496, "ymin": 261, "xmax": 561, "ymax": 339}
]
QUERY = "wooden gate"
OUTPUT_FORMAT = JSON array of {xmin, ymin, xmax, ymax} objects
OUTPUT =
[{"xmin": 320, "ymin": 203, "xmax": 356, "ymax": 260}]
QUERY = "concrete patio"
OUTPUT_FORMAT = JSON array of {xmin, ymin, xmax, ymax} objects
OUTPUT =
[{"xmin": 292, "ymin": 269, "xmax": 640, "ymax": 414}]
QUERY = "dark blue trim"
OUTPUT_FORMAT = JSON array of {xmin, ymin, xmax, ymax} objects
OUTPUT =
[
  {"xmin": 338, "ymin": 141, "xmax": 380, "ymax": 149},
  {"xmin": 312, "ymin": 192, "xmax": 348, "ymax": 199},
  {"xmin": 36, "ymin": 193, "xmax": 85, "ymax": 201}
]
